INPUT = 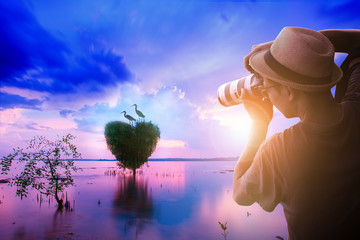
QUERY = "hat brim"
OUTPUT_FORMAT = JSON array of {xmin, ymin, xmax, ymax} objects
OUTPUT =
[{"xmin": 249, "ymin": 49, "xmax": 343, "ymax": 92}]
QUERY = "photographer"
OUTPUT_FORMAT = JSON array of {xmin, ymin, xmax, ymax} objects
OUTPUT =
[{"xmin": 232, "ymin": 27, "xmax": 360, "ymax": 239}]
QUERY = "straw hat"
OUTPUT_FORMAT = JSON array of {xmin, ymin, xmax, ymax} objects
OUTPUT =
[{"xmin": 249, "ymin": 27, "xmax": 343, "ymax": 91}]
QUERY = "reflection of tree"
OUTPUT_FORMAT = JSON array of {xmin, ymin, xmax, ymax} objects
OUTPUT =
[
  {"xmin": 113, "ymin": 175, "xmax": 155, "ymax": 237},
  {"xmin": 12, "ymin": 207, "xmax": 75, "ymax": 240},
  {"xmin": 44, "ymin": 209, "xmax": 75, "ymax": 239}
]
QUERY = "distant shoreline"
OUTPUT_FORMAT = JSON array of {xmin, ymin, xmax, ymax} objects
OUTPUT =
[{"xmin": 76, "ymin": 157, "xmax": 238, "ymax": 162}]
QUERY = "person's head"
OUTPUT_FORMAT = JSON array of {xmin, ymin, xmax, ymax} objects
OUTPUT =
[
  {"xmin": 259, "ymin": 76, "xmax": 297, "ymax": 118},
  {"xmin": 250, "ymin": 27, "xmax": 343, "ymax": 117}
]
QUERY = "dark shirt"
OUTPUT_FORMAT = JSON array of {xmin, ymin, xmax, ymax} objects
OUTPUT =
[{"xmin": 240, "ymin": 55, "xmax": 360, "ymax": 239}]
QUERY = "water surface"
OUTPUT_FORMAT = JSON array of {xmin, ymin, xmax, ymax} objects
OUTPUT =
[{"xmin": 0, "ymin": 160, "xmax": 287, "ymax": 239}]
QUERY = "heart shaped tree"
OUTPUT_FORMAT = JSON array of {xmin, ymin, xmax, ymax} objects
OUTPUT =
[{"xmin": 104, "ymin": 121, "xmax": 160, "ymax": 177}]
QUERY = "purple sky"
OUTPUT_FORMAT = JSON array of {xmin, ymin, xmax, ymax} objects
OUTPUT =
[{"xmin": 1, "ymin": 0, "xmax": 359, "ymax": 159}]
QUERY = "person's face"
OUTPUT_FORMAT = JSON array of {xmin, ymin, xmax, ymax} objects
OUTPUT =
[{"xmin": 262, "ymin": 78, "xmax": 296, "ymax": 118}]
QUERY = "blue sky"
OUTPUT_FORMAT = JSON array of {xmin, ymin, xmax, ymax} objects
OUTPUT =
[{"xmin": 0, "ymin": 0, "xmax": 359, "ymax": 159}]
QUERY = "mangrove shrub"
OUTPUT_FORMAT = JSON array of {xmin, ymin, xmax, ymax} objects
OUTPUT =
[
  {"xmin": 0, "ymin": 134, "xmax": 81, "ymax": 209},
  {"xmin": 104, "ymin": 121, "xmax": 160, "ymax": 175}
]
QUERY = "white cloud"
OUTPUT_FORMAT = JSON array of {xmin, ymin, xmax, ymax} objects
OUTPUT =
[
  {"xmin": 158, "ymin": 139, "xmax": 187, "ymax": 148},
  {"xmin": 0, "ymin": 87, "xmax": 48, "ymax": 101}
]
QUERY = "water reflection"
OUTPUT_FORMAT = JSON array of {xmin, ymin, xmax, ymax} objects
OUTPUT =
[
  {"xmin": 9, "ymin": 206, "xmax": 76, "ymax": 240},
  {"xmin": 44, "ymin": 210, "xmax": 75, "ymax": 239},
  {"xmin": 113, "ymin": 175, "xmax": 156, "ymax": 236},
  {"xmin": 0, "ymin": 161, "xmax": 288, "ymax": 240}
]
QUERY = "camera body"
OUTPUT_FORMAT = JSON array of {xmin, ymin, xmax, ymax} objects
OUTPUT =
[{"xmin": 217, "ymin": 74, "xmax": 263, "ymax": 107}]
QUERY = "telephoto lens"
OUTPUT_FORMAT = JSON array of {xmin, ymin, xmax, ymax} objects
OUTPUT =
[{"xmin": 217, "ymin": 74, "xmax": 263, "ymax": 107}]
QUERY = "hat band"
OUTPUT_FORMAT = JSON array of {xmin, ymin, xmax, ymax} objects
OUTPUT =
[{"xmin": 264, "ymin": 50, "xmax": 331, "ymax": 85}]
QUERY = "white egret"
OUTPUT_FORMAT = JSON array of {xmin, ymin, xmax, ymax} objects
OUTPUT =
[
  {"xmin": 121, "ymin": 111, "xmax": 136, "ymax": 125},
  {"xmin": 131, "ymin": 104, "xmax": 145, "ymax": 122}
]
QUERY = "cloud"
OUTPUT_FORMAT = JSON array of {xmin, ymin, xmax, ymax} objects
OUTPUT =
[
  {"xmin": 24, "ymin": 122, "xmax": 51, "ymax": 131},
  {"xmin": 59, "ymin": 109, "xmax": 75, "ymax": 118},
  {"xmin": 48, "ymin": 49, "xmax": 133, "ymax": 94},
  {"xmin": 59, "ymin": 84, "xmax": 218, "ymax": 156},
  {"xmin": 0, "ymin": 1, "xmax": 69, "ymax": 82},
  {"xmin": 2, "ymin": 0, "xmax": 358, "ymax": 159},
  {"xmin": 0, "ymin": 92, "xmax": 42, "ymax": 110},
  {"xmin": 0, "ymin": 1, "xmax": 133, "ymax": 110},
  {"xmin": 158, "ymin": 139, "xmax": 187, "ymax": 148},
  {"xmin": 0, "ymin": 86, "xmax": 48, "ymax": 101}
]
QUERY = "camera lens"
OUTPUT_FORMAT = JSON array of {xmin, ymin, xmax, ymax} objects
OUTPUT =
[{"xmin": 217, "ymin": 75, "xmax": 255, "ymax": 107}]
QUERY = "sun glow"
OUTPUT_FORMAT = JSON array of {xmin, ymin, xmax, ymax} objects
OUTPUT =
[{"xmin": 211, "ymin": 106, "xmax": 251, "ymax": 131}]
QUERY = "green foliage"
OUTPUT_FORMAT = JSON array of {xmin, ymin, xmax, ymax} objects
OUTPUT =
[
  {"xmin": 104, "ymin": 121, "xmax": 160, "ymax": 171},
  {"xmin": 0, "ymin": 134, "xmax": 81, "ymax": 208}
]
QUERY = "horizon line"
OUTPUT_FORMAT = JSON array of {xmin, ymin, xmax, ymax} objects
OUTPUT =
[{"xmin": 76, "ymin": 157, "xmax": 238, "ymax": 161}]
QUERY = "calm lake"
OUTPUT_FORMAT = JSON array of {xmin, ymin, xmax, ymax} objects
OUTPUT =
[{"xmin": 0, "ymin": 160, "xmax": 288, "ymax": 240}]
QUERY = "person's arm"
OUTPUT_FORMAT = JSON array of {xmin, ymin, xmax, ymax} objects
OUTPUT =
[
  {"xmin": 319, "ymin": 29, "xmax": 360, "ymax": 53},
  {"xmin": 339, "ymin": 54, "xmax": 360, "ymax": 103},
  {"xmin": 232, "ymin": 90, "xmax": 273, "ymax": 205},
  {"xmin": 233, "ymin": 120, "xmax": 268, "ymax": 205},
  {"xmin": 320, "ymin": 29, "xmax": 360, "ymax": 102},
  {"xmin": 319, "ymin": 29, "xmax": 360, "ymax": 102}
]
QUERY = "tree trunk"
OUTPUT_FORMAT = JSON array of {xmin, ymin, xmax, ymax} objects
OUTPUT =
[
  {"xmin": 132, "ymin": 169, "xmax": 136, "ymax": 180},
  {"xmin": 54, "ymin": 178, "xmax": 63, "ymax": 209},
  {"xmin": 55, "ymin": 193, "xmax": 63, "ymax": 209}
]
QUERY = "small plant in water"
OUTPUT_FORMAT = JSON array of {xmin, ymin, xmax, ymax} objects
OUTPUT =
[
  {"xmin": 0, "ymin": 134, "xmax": 81, "ymax": 210},
  {"xmin": 218, "ymin": 221, "xmax": 228, "ymax": 240}
]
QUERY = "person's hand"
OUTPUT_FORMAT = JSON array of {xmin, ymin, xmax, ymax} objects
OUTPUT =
[
  {"xmin": 244, "ymin": 41, "xmax": 273, "ymax": 73},
  {"xmin": 240, "ymin": 89, "xmax": 273, "ymax": 126}
]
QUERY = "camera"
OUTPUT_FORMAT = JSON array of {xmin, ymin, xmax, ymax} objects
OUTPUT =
[{"xmin": 217, "ymin": 74, "xmax": 264, "ymax": 107}]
